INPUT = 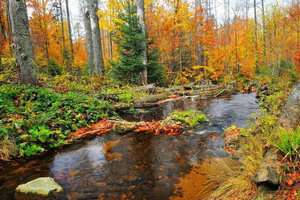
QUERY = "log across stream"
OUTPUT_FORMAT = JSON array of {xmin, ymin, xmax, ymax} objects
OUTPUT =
[{"xmin": 0, "ymin": 93, "xmax": 260, "ymax": 200}]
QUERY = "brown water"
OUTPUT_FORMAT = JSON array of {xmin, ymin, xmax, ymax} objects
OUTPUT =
[{"xmin": 0, "ymin": 93, "xmax": 259, "ymax": 200}]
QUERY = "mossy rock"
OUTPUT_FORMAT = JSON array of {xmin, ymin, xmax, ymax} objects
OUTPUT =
[
  {"xmin": 112, "ymin": 120, "xmax": 137, "ymax": 134},
  {"xmin": 15, "ymin": 177, "xmax": 65, "ymax": 200}
]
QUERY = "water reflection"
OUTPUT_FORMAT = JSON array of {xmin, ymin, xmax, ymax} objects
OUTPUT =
[{"xmin": 0, "ymin": 93, "xmax": 259, "ymax": 200}]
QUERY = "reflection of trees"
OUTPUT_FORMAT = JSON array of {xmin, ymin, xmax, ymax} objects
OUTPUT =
[{"xmin": 50, "ymin": 132, "xmax": 211, "ymax": 199}]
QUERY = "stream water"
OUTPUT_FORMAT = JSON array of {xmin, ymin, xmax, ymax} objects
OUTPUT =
[{"xmin": 0, "ymin": 93, "xmax": 260, "ymax": 200}]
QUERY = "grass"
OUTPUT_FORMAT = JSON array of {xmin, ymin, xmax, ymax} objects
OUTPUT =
[
  {"xmin": 0, "ymin": 137, "xmax": 17, "ymax": 160},
  {"xmin": 210, "ymin": 76, "xmax": 294, "ymax": 199},
  {"xmin": 271, "ymin": 127, "xmax": 300, "ymax": 161}
]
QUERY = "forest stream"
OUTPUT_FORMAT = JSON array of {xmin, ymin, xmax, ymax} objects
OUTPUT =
[{"xmin": 0, "ymin": 93, "xmax": 260, "ymax": 200}]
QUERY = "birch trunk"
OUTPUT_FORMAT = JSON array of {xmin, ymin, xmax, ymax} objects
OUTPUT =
[
  {"xmin": 9, "ymin": 0, "xmax": 37, "ymax": 85},
  {"xmin": 136, "ymin": 0, "xmax": 148, "ymax": 85},
  {"xmin": 88, "ymin": 0, "xmax": 104, "ymax": 75},
  {"xmin": 84, "ymin": 11, "xmax": 94, "ymax": 74}
]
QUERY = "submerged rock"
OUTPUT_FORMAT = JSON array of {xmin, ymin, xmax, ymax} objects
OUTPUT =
[
  {"xmin": 15, "ymin": 177, "xmax": 65, "ymax": 200},
  {"xmin": 255, "ymin": 148, "xmax": 282, "ymax": 187}
]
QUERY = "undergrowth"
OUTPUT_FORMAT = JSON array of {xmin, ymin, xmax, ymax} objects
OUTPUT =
[
  {"xmin": 210, "ymin": 75, "xmax": 295, "ymax": 200},
  {"xmin": 0, "ymin": 84, "xmax": 114, "ymax": 158}
]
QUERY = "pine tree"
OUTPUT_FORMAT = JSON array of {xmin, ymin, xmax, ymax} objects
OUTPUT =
[{"xmin": 110, "ymin": 0, "xmax": 165, "ymax": 85}]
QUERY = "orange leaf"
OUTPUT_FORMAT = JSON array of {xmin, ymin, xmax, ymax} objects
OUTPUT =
[{"xmin": 287, "ymin": 179, "xmax": 294, "ymax": 186}]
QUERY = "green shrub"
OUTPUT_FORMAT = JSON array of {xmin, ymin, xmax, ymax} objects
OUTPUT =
[
  {"xmin": 118, "ymin": 93, "xmax": 133, "ymax": 103},
  {"xmin": 0, "ymin": 84, "xmax": 113, "ymax": 157},
  {"xmin": 47, "ymin": 60, "xmax": 62, "ymax": 77}
]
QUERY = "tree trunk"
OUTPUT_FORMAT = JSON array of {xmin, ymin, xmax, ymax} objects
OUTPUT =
[
  {"xmin": 0, "ymin": 2, "xmax": 5, "ymax": 68},
  {"xmin": 65, "ymin": 0, "xmax": 74, "ymax": 62},
  {"xmin": 108, "ymin": 30, "xmax": 112, "ymax": 60},
  {"xmin": 59, "ymin": 0, "xmax": 67, "ymax": 65},
  {"xmin": 88, "ymin": 0, "xmax": 104, "ymax": 75},
  {"xmin": 261, "ymin": 0, "xmax": 267, "ymax": 66},
  {"xmin": 84, "ymin": 11, "xmax": 94, "ymax": 74},
  {"xmin": 245, "ymin": 0, "xmax": 249, "ymax": 30},
  {"xmin": 9, "ymin": 0, "xmax": 37, "ymax": 85},
  {"xmin": 254, "ymin": 0, "xmax": 259, "ymax": 75},
  {"xmin": 136, "ymin": 0, "xmax": 148, "ymax": 85},
  {"xmin": 195, "ymin": 0, "xmax": 204, "ymax": 66},
  {"xmin": 6, "ymin": 0, "xmax": 13, "ymax": 57},
  {"xmin": 0, "ymin": 54, "xmax": 2, "ymax": 68},
  {"xmin": 41, "ymin": 0, "xmax": 50, "ymax": 63}
]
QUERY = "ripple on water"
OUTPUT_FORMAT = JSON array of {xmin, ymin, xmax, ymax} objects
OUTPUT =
[{"xmin": 0, "ymin": 93, "xmax": 259, "ymax": 200}]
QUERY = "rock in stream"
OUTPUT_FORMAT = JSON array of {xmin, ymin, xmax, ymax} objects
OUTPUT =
[{"xmin": 15, "ymin": 177, "xmax": 65, "ymax": 200}]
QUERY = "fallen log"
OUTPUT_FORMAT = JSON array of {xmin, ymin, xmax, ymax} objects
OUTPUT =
[
  {"xmin": 183, "ymin": 85, "xmax": 218, "ymax": 91},
  {"xmin": 133, "ymin": 93, "xmax": 171, "ymax": 105},
  {"xmin": 110, "ymin": 120, "xmax": 137, "ymax": 134},
  {"xmin": 214, "ymin": 89, "xmax": 229, "ymax": 98},
  {"xmin": 133, "ymin": 103, "xmax": 161, "ymax": 108},
  {"xmin": 134, "ymin": 84, "xmax": 158, "ymax": 94},
  {"xmin": 97, "ymin": 93, "xmax": 122, "ymax": 102}
]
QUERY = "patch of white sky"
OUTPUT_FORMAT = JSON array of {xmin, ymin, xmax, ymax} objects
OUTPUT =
[{"xmin": 43, "ymin": 0, "xmax": 293, "ymax": 39}]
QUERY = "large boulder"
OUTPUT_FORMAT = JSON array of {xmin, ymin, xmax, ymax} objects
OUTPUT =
[
  {"xmin": 278, "ymin": 83, "xmax": 300, "ymax": 128},
  {"xmin": 15, "ymin": 177, "xmax": 65, "ymax": 200}
]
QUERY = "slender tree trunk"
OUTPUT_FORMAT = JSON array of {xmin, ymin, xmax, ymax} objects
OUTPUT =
[
  {"xmin": 84, "ymin": 11, "xmax": 94, "ymax": 74},
  {"xmin": 59, "ymin": 0, "xmax": 67, "ymax": 65},
  {"xmin": 179, "ymin": 38, "xmax": 183, "ymax": 72},
  {"xmin": 109, "ymin": 7, "xmax": 113, "ymax": 60},
  {"xmin": 101, "ymin": 30, "xmax": 106, "ymax": 58},
  {"xmin": 254, "ymin": 0, "xmax": 259, "ymax": 74},
  {"xmin": 0, "ymin": 2, "xmax": 5, "ymax": 68},
  {"xmin": 65, "ymin": 0, "xmax": 74, "ymax": 61},
  {"xmin": 88, "ymin": 0, "xmax": 104, "ymax": 75},
  {"xmin": 297, "ymin": 0, "xmax": 300, "ymax": 46},
  {"xmin": 136, "ymin": 0, "xmax": 148, "ymax": 85},
  {"xmin": 195, "ymin": 0, "xmax": 204, "ymax": 66},
  {"xmin": 6, "ymin": 0, "xmax": 13, "ymax": 57},
  {"xmin": 0, "ymin": 53, "xmax": 2, "ymax": 68},
  {"xmin": 41, "ymin": 0, "xmax": 50, "ymax": 63},
  {"xmin": 261, "ymin": 0, "xmax": 267, "ymax": 66},
  {"xmin": 9, "ymin": 0, "xmax": 37, "ymax": 85},
  {"xmin": 108, "ymin": 30, "xmax": 112, "ymax": 60},
  {"xmin": 245, "ymin": 0, "xmax": 249, "ymax": 30}
]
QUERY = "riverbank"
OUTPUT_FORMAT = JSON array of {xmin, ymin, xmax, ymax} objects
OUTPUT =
[
  {"xmin": 0, "ymin": 81, "xmax": 231, "ymax": 161},
  {"xmin": 211, "ymin": 77, "xmax": 300, "ymax": 199},
  {"xmin": 0, "ymin": 91, "xmax": 259, "ymax": 200}
]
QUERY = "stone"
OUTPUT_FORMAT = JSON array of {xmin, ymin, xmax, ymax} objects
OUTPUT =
[
  {"xmin": 111, "ymin": 120, "xmax": 137, "ymax": 134},
  {"xmin": 278, "ymin": 83, "xmax": 300, "ymax": 128},
  {"xmin": 15, "ymin": 177, "xmax": 65, "ymax": 200},
  {"xmin": 254, "ymin": 148, "xmax": 282, "ymax": 187}
]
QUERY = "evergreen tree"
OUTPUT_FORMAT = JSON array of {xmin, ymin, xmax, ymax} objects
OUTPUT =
[{"xmin": 110, "ymin": 0, "xmax": 165, "ymax": 85}]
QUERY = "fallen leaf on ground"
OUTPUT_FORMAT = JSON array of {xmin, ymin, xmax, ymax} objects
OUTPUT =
[{"xmin": 70, "ymin": 119, "xmax": 114, "ymax": 139}]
